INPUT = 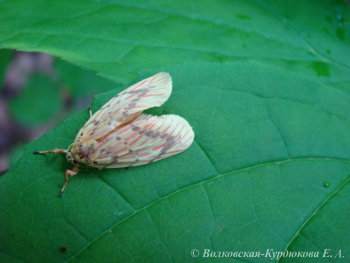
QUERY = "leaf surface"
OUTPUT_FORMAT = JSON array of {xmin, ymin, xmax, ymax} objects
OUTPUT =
[
  {"xmin": 0, "ymin": 0, "xmax": 349, "ymax": 85},
  {"xmin": 1, "ymin": 1, "xmax": 350, "ymax": 262}
]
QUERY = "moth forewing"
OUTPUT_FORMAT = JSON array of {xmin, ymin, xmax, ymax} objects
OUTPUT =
[
  {"xmin": 33, "ymin": 72, "xmax": 194, "ymax": 196},
  {"xmin": 74, "ymin": 72, "xmax": 172, "ymax": 147}
]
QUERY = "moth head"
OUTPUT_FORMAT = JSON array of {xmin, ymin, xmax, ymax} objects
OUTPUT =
[{"xmin": 66, "ymin": 151, "xmax": 79, "ymax": 165}]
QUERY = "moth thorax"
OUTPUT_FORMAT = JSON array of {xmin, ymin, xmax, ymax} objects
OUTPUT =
[
  {"xmin": 71, "ymin": 140, "xmax": 99, "ymax": 163},
  {"xmin": 66, "ymin": 152, "xmax": 75, "ymax": 164}
]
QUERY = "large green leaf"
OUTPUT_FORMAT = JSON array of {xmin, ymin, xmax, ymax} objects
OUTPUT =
[
  {"xmin": 2, "ymin": 61, "xmax": 350, "ymax": 262},
  {"xmin": 1, "ymin": 1, "xmax": 350, "ymax": 263},
  {"xmin": 0, "ymin": 0, "xmax": 349, "ymax": 86}
]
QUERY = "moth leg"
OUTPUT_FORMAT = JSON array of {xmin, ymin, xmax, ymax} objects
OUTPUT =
[
  {"xmin": 33, "ymin": 149, "xmax": 67, "ymax": 155},
  {"xmin": 88, "ymin": 107, "xmax": 92, "ymax": 118},
  {"xmin": 59, "ymin": 165, "xmax": 78, "ymax": 197}
]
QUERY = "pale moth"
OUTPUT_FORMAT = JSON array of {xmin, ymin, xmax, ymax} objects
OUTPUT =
[{"xmin": 34, "ymin": 73, "xmax": 194, "ymax": 196}]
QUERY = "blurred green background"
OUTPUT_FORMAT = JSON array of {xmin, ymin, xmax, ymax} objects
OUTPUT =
[{"xmin": 0, "ymin": 50, "xmax": 121, "ymax": 173}]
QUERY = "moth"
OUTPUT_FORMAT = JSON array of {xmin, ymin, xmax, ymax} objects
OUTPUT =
[{"xmin": 34, "ymin": 72, "xmax": 194, "ymax": 196}]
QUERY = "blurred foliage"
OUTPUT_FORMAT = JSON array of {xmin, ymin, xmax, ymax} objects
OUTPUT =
[
  {"xmin": 8, "ymin": 144, "xmax": 24, "ymax": 167},
  {"xmin": 55, "ymin": 59, "xmax": 120, "ymax": 97},
  {"xmin": 0, "ymin": 49, "xmax": 12, "ymax": 88},
  {"xmin": 8, "ymin": 74, "xmax": 61, "ymax": 126}
]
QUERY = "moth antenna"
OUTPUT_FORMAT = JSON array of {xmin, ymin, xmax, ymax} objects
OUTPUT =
[{"xmin": 67, "ymin": 143, "xmax": 73, "ymax": 152}]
